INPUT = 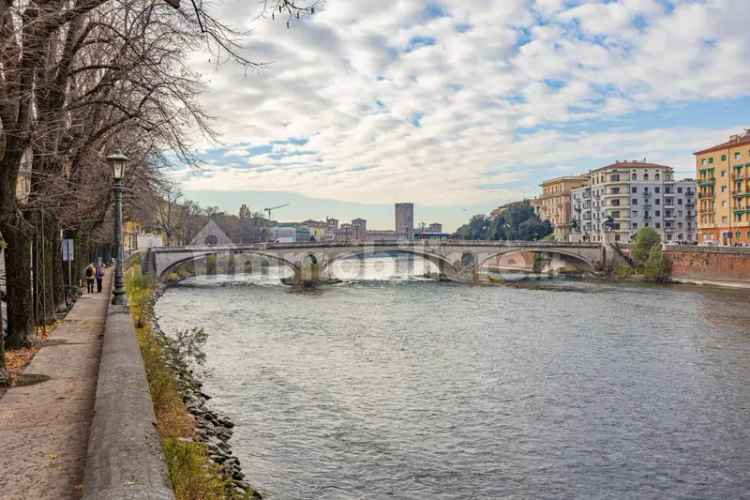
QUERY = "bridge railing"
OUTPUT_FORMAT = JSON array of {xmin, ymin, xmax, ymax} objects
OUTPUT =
[{"xmin": 151, "ymin": 240, "xmax": 602, "ymax": 252}]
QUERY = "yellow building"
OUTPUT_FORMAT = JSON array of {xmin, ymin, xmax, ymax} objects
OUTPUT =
[
  {"xmin": 124, "ymin": 220, "xmax": 142, "ymax": 255},
  {"xmin": 532, "ymin": 175, "xmax": 589, "ymax": 241},
  {"xmin": 694, "ymin": 130, "xmax": 750, "ymax": 246}
]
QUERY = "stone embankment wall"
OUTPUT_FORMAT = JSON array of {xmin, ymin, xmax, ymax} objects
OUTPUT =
[
  {"xmin": 82, "ymin": 304, "xmax": 175, "ymax": 500},
  {"xmin": 665, "ymin": 246, "xmax": 750, "ymax": 285}
]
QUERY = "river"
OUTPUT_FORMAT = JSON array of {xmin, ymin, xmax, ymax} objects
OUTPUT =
[{"xmin": 155, "ymin": 257, "xmax": 750, "ymax": 499}]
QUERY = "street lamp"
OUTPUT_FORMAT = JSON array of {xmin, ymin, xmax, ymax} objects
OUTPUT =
[{"xmin": 108, "ymin": 151, "xmax": 128, "ymax": 306}]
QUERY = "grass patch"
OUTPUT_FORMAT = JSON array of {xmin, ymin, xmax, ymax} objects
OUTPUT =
[{"xmin": 126, "ymin": 266, "xmax": 254, "ymax": 500}]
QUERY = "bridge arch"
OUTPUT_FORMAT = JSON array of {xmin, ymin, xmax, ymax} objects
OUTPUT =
[
  {"xmin": 320, "ymin": 247, "xmax": 457, "ymax": 278},
  {"xmin": 158, "ymin": 249, "xmax": 300, "ymax": 281},
  {"xmin": 478, "ymin": 247, "xmax": 597, "ymax": 272}
]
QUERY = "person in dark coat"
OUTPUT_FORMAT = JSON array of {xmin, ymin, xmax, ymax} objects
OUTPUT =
[{"xmin": 95, "ymin": 263, "xmax": 104, "ymax": 293}]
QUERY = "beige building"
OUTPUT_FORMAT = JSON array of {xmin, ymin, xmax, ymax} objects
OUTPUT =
[
  {"xmin": 532, "ymin": 175, "xmax": 588, "ymax": 241},
  {"xmin": 694, "ymin": 130, "xmax": 750, "ymax": 246}
]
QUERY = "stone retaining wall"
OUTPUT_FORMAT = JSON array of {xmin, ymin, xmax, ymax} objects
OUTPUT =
[
  {"xmin": 82, "ymin": 304, "xmax": 175, "ymax": 500},
  {"xmin": 665, "ymin": 246, "xmax": 750, "ymax": 284}
]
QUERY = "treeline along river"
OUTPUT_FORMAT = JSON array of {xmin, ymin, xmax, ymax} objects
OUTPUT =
[{"xmin": 155, "ymin": 256, "xmax": 750, "ymax": 500}]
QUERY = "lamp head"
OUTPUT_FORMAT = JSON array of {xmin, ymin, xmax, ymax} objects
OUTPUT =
[{"xmin": 107, "ymin": 151, "xmax": 129, "ymax": 180}]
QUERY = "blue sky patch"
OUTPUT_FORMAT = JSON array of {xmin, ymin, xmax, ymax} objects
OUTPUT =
[{"xmin": 406, "ymin": 36, "xmax": 437, "ymax": 52}]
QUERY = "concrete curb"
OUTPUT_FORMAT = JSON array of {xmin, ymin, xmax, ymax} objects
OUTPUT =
[{"xmin": 82, "ymin": 304, "xmax": 176, "ymax": 500}]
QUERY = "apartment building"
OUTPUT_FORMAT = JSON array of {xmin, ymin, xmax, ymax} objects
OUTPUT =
[
  {"xmin": 694, "ymin": 130, "xmax": 750, "ymax": 246},
  {"xmin": 532, "ymin": 175, "xmax": 589, "ymax": 241},
  {"xmin": 570, "ymin": 161, "xmax": 697, "ymax": 243}
]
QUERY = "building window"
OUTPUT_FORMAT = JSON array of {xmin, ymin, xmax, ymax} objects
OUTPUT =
[
  {"xmin": 722, "ymin": 216, "xmax": 728, "ymax": 223},
  {"xmin": 656, "ymin": 210, "xmax": 661, "ymax": 216},
  {"xmin": 656, "ymin": 199, "xmax": 661, "ymax": 205},
  {"xmin": 656, "ymin": 173, "xmax": 660, "ymax": 180},
  {"xmin": 656, "ymin": 223, "xmax": 661, "ymax": 228},
  {"xmin": 735, "ymin": 152, "xmax": 741, "ymax": 161},
  {"xmin": 632, "ymin": 173, "xmax": 637, "ymax": 180},
  {"xmin": 644, "ymin": 173, "xmax": 649, "ymax": 180},
  {"xmin": 721, "ymin": 155, "xmax": 727, "ymax": 161},
  {"xmin": 632, "ymin": 199, "xmax": 638, "ymax": 205},
  {"xmin": 701, "ymin": 158, "xmax": 706, "ymax": 166},
  {"xmin": 612, "ymin": 211, "xmax": 621, "ymax": 218},
  {"xmin": 655, "ymin": 187, "xmax": 661, "ymax": 193},
  {"xmin": 678, "ymin": 198, "xmax": 683, "ymax": 205},
  {"xmin": 722, "ymin": 185, "xmax": 727, "ymax": 192},
  {"xmin": 708, "ymin": 157, "xmax": 714, "ymax": 164},
  {"xmin": 632, "ymin": 223, "xmax": 638, "ymax": 229},
  {"xmin": 721, "ymin": 170, "xmax": 726, "ymax": 177},
  {"xmin": 677, "ymin": 187, "xmax": 683, "ymax": 194},
  {"xmin": 611, "ymin": 174, "xmax": 620, "ymax": 181}
]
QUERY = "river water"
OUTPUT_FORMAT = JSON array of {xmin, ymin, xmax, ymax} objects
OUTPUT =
[{"xmin": 155, "ymin": 257, "xmax": 750, "ymax": 500}]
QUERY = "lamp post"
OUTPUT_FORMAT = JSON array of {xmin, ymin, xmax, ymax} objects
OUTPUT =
[{"xmin": 108, "ymin": 151, "xmax": 129, "ymax": 306}]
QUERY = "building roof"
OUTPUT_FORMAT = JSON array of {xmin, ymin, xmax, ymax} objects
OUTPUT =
[
  {"xmin": 591, "ymin": 161, "xmax": 672, "ymax": 172},
  {"xmin": 539, "ymin": 175, "xmax": 589, "ymax": 187},
  {"xmin": 694, "ymin": 131, "xmax": 750, "ymax": 155}
]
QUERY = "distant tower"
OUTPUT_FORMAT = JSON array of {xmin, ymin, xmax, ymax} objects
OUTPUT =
[
  {"xmin": 351, "ymin": 218, "xmax": 367, "ymax": 241},
  {"xmin": 395, "ymin": 203, "xmax": 414, "ymax": 239}
]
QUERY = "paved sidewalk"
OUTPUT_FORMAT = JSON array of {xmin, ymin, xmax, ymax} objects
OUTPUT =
[{"xmin": 0, "ymin": 270, "xmax": 112, "ymax": 500}]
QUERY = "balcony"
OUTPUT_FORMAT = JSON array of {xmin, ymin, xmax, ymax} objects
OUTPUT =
[
  {"xmin": 698, "ymin": 179, "xmax": 716, "ymax": 187},
  {"xmin": 733, "ymin": 192, "xmax": 750, "ymax": 198},
  {"xmin": 735, "ymin": 209, "xmax": 750, "ymax": 216},
  {"xmin": 698, "ymin": 192, "xmax": 714, "ymax": 199}
]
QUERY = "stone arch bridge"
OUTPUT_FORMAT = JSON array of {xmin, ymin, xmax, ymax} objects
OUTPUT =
[{"xmin": 142, "ymin": 240, "xmax": 621, "ymax": 285}]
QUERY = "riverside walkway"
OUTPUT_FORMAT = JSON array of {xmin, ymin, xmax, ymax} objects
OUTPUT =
[{"xmin": 0, "ymin": 270, "xmax": 112, "ymax": 500}]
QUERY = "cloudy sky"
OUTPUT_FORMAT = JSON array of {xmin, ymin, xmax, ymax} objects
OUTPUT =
[{"xmin": 172, "ymin": 0, "xmax": 750, "ymax": 231}]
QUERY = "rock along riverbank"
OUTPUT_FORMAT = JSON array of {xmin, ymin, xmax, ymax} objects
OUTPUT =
[{"xmin": 152, "ymin": 284, "xmax": 261, "ymax": 499}]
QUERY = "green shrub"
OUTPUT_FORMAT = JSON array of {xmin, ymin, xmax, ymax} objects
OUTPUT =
[
  {"xmin": 614, "ymin": 264, "xmax": 634, "ymax": 280},
  {"xmin": 631, "ymin": 227, "xmax": 661, "ymax": 268},
  {"xmin": 643, "ymin": 244, "xmax": 671, "ymax": 283}
]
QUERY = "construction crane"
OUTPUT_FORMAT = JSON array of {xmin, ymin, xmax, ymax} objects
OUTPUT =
[{"xmin": 264, "ymin": 203, "xmax": 288, "ymax": 219}]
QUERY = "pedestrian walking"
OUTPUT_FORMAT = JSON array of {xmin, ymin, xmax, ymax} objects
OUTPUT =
[
  {"xmin": 95, "ymin": 263, "xmax": 104, "ymax": 293},
  {"xmin": 85, "ymin": 263, "xmax": 95, "ymax": 294}
]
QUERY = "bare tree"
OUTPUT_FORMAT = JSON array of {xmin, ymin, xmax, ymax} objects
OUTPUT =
[{"xmin": 0, "ymin": 0, "xmax": 320, "ymax": 383}]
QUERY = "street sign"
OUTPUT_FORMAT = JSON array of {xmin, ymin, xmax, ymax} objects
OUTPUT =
[{"xmin": 62, "ymin": 239, "xmax": 74, "ymax": 262}]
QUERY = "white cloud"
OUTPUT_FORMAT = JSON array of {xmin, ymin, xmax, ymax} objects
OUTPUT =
[{"xmin": 177, "ymin": 0, "xmax": 750, "ymax": 208}]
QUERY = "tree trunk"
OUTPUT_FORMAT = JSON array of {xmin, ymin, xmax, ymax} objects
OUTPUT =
[
  {"xmin": 0, "ymin": 154, "xmax": 35, "ymax": 349},
  {"xmin": 3, "ymin": 223, "xmax": 34, "ymax": 348},
  {"xmin": 30, "ymin": 212, "xmax": 57, "ymax": 324}
]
